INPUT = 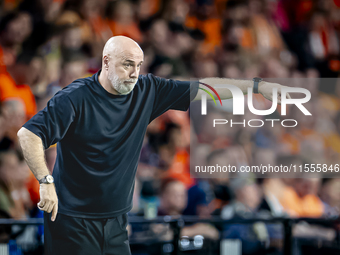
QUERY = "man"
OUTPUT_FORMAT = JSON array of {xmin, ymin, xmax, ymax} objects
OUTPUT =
[{"xmin": 17, "ymin": 36, "xmax": 288, "ymax": 255}]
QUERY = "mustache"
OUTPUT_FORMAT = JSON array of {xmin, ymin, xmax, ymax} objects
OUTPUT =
[{"xmin": 123, "ymin": 79, "xmax": 138, "ymax": 83}]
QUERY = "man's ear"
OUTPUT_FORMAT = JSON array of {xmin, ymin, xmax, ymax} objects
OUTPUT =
[{"xmin": 103, "ymin": 56, "xmax": 109, "ymax": 70}]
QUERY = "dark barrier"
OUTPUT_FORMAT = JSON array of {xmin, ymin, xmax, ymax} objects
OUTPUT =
[{"xmin": 0, "ymin": 216, "xmax": 339, "ymax": 255}]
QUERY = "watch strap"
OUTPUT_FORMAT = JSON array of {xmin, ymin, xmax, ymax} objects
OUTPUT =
[
  {"xmin": 38, "ymin": 176, "xmax": 44, "ymax": 184},
  {"xmin": 39, "ymin": 175, "xmax": 53, "ymax": 184},
  {"xmin": 253, "ymin": 77, "xmax": 262, "ymax": 94}
]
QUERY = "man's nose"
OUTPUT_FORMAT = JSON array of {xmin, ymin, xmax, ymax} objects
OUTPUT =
[{"xmin": 130, "ymin": 66, "xmax": 138, "ymax": 78}]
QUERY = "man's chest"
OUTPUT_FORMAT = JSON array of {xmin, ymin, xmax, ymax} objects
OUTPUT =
[{"xmin": 69, "ymin": 95, "xmax": 153, "ymax": 144}]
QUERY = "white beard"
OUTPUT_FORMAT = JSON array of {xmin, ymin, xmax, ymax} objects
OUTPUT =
[{"xmin": 108, "ymin": 72, "xmax": 137, "ymax": 95}]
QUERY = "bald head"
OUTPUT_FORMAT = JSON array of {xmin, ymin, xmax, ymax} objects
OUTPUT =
[
  {"xmin": 102, "ymin": 36, "xmax": 143, "ymax": 59},
  {"xmin": 100, "ymin": 36, "xmax": 144, "ymax": 95}
]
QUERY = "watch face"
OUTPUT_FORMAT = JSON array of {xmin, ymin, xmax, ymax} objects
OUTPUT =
[{"xmin": 46, "ymin": 175, "xmax": 54, "ymax": 183}]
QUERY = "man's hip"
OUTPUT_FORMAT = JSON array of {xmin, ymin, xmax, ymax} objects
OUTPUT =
[{"xmin": 44, "ymin": 212, "xmax": 131, "ymax": 255}]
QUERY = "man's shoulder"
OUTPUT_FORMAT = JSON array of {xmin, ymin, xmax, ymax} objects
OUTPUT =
[
  {"xmin": 55, "ymin": 76, "xmax": 92, "ymax": 100},
  {"xmin": 138, "ymin": 73, "xmax": 174, "ymax": 90},
  {"xmin": 63, "ymin": 76, "xmax": 92, "ymax": 94},
  {"xmin": 136, "ymin": 74, "xmax": 157, "ymax": 94},
  {"xmin": 45, "ymin": 77, "xmax": 93, "ymax": 111},
  {"xmin": 138, "ymin": 73, "xmax": 164, "ymax": 84}
]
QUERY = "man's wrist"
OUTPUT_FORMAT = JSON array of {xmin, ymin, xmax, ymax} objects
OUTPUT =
[
  {"xmin": 40, "ymin": 183, "xmax": 56, "ymax": 189},
  {"xmin": 258, "ymin": 80, "xmax": 266, "ymax": 88},
  {"xmin": 256, "ymin": 80, "xmax": 268, "ymax": 95}
]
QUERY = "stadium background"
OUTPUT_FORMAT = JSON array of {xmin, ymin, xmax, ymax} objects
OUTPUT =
[{"xmin": 0, "ymin": 0, "xmax": 340, "ymax": 254}]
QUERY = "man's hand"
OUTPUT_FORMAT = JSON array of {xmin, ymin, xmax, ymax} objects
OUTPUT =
[
  {"xmin": 38, "ymin": 184, "xmax": 58, "ymax": 221},
  {"xmin": 259, "ymin": 82, "xmax": 291, "ymax": 104}
]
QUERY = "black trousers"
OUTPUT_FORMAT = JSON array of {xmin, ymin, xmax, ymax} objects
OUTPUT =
[{"xmin": 44, "ymin": 212, "xmax": 131, "ymax": 255}]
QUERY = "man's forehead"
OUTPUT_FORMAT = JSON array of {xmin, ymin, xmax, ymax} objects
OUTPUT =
[{"xmin": 119, "ymin": 50, "xmax": 144, "ymax": 62}]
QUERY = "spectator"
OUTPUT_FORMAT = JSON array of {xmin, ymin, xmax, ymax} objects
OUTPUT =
[
  {"xmin": 0, "ymin": 11, "xmax": 33, "ymax": 72},
  {"xmin": 185, "ymin": 0, "xmax": 222, "ymax": 54},
  {"xmin": 320, "ymin": 178, "xmax": 340, "ymax": 217},
  {"xmin": 0, "ymin": 99, "xmax": 26, "ymax": 151},
  {"xmin": 158, "ymin": 178, "xmax": 219, "ymax": 240},
  {"xmin": 108, "ymin": 0, "xmax": 143, "ymax": 43},
  {"xmin": 221, "ymin": 178, "xmax": 272, "ymax": 255},
  {"xmin": 158, "ymin": 178, "xmax": 187, "ymax": 216},
  {"xmin": 280, "ymin": 178, "xmax": 324, "ymax": 217},
  {"xmin": 0, "ymin": 58, "xmax": 37, "ymax": 119},
  {"xmin": 45, "ymin": 55, "xmax": 88, "ymax": 98},
  {"xmin": 0, "ymin": 150, "xmax": 31, "ymax": 219}
]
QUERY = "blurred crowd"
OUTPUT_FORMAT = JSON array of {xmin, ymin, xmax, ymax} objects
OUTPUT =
[{"xmin": 0, "ymin": 0, "xmax": 340, "ymax": 253}]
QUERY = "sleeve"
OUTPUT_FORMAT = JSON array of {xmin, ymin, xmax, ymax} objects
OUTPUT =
[
  {"xmin": 22, "ymin": 91, "xmax": 76, "ymax": 149},
  {"xmin": 148, "ymin": 74, "xmax": 199, "ymax": 121}
]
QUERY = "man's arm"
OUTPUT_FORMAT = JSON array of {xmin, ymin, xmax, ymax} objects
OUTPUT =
[
  {"xmin": 17, "ymin": 127, "xmax": 58, "ymax": 221},
  {"xmin": 194, "ymin": 78, "xmax": 290, "ymax": 103}
]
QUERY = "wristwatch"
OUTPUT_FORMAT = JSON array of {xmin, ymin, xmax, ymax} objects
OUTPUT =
[
  {"xmin": 253, "ymin": 77, "xmax": 263, "ymax": 94},
  {"xmin": 39, "ymin": 175, "xmax": 54, "ymax": 184}
]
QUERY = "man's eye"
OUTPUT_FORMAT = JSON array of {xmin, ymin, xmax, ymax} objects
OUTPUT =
[{"xmin": 124, "ymin": 64, "xmax": 131, "ymax": 67}]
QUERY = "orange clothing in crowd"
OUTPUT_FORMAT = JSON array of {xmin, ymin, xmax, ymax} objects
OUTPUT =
[
  {"xmin": 280, "ymin": 186, "xmax": 324, "ymax": 217},
  {"xmin": 324, "ymin": 133, "xmax": 340, "ymax": 155},
  {"xmin": 185, "ymin": 16, "xmax": 222, "ymax": 54},
  {"xmin": 0, "ymin": 71, "xmax": 37, "ymax": 119},
  {"xmin": 163, "ymin": 148, "xmax": 194, "ymax": 188},
  {"xmin": 88, "ymin": 15, "xmax": 112, "ymax": 42},
  {"xmin": 108, "ymin": 21, "xmax": 143, "ymax": 43},
  {"xmin": 142, "ymin": 0, "xmax": 161, "ymax": 16},
  {"xmin": 240, "ymin": 27, "xmax": 256, "ymax": 51},
  {"xmin": 280, "ymin": 132, "xmax": 301, "ymax": 154},
  {"xmin": 280, "ymin": 127, "xmax": 322, "ymax": 155}
]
